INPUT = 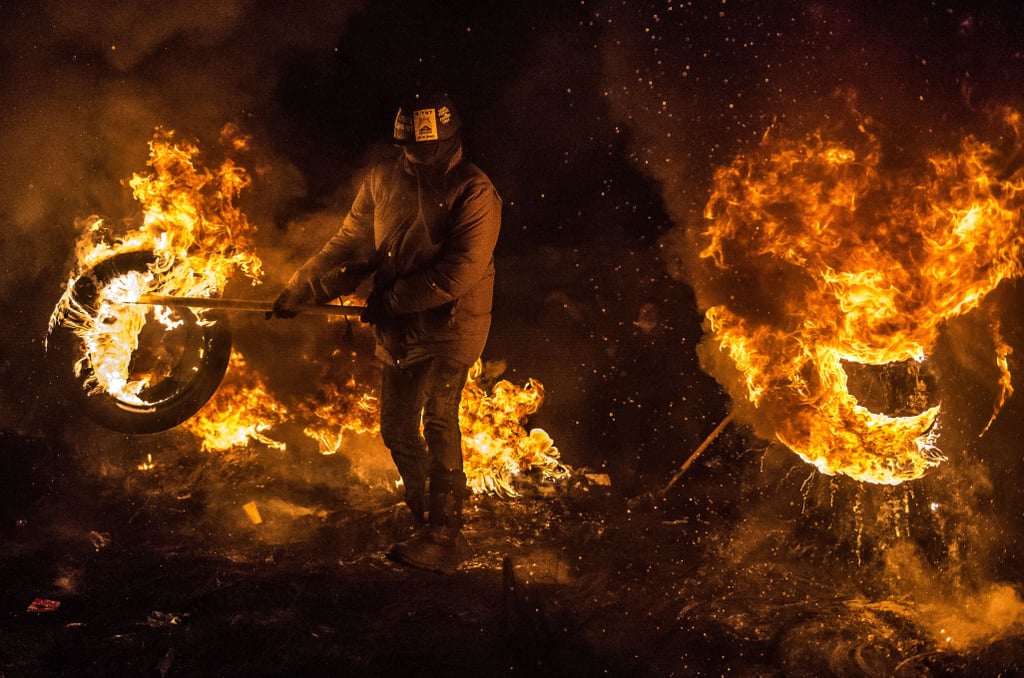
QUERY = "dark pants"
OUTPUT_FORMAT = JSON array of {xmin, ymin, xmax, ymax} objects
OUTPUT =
[{"xmin": 379, "ymin": 356, "xmax": 470, "ymax": 499}]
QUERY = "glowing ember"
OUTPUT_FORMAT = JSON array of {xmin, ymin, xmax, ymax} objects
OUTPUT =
[{"xmin": 696, "ymin": 107, "xmax": 1024, "ymax": 484}]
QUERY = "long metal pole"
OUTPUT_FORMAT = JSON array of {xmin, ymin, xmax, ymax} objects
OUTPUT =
[{"xmin": 132, "ymin": 294, "xmax": 366, "ymax": 317}]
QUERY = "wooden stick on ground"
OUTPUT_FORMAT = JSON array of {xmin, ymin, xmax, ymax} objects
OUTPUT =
[{"xmin": 659, "ymin": 412, "xmax": 735, "ymax": 497}]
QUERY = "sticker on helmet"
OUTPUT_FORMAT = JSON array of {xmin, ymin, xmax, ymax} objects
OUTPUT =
[
  {"xmin": 394, "ymin": 112, "xmax": 414, "ymax": 141},
  {"xmin": 438, "ymin": 106, "xmax": 452, "ymax": 125},
  {"xmin": 413, "ymin": 108, "xmax": 439, "ymax": 142}
]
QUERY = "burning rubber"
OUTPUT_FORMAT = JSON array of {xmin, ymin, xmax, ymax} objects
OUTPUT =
[{"xmin": 47, "ymin": 250, "xmax": 234, "ymax": 434}]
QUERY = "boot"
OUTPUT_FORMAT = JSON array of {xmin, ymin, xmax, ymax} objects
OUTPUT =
[
  {"xmin": 387, "ymin": 486, "xmax": 467, "ymax": 575},
  {"xmin": 404, "ymin": 485, "xmax": 426, "ymax": 528}
]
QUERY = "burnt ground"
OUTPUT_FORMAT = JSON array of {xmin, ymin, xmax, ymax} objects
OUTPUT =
[{"xmin": 3, "ymin": 429, "xmax": 1024, "ymax": 677}]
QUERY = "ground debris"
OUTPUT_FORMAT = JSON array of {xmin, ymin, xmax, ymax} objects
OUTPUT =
[
  {"xmin": 4, "ymin": 430, "xmax": 1024, "ymax": 676},
  {"xmin": 26, "ymin": 597, "xmax": 61, "ymax": 613}
]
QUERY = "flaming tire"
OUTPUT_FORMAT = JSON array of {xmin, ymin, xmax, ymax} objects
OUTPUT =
[{"xmin": 48, "ymin": 250, "xmax": 233, "ymax": 434}]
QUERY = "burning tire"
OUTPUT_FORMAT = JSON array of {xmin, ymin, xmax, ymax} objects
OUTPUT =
[{"xmin": 47, "ymin": 250, "xmax": 233, "ymax": 434}]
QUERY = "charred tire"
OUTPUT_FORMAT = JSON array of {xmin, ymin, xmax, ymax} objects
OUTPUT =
[{"xmin": 47, "ymin": 250, "xmax": 233, "ymax": 434}]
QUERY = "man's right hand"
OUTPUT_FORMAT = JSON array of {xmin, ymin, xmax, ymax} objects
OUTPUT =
[{"xmin": 268, "ymin": 287, "xmax": 304, "ymax": 319}]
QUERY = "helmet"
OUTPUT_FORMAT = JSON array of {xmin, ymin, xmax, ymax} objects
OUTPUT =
[{"xmin": 393, "ymin": 93, "xmax": 461, "ymax": 145}]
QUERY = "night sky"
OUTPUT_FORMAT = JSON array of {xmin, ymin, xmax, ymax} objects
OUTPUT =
[{"xmin": 2, "ymin": 0, "xmax": 1023, "ymax": 484}]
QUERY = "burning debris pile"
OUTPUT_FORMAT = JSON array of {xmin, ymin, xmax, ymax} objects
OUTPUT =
[
  {"xmin": 461, "ymin": 361, "xmax": 568, "ymax": 495},
  {"xmin": 46, "ymin": 127, "xmax": 566, "ymax": 494},
  {"xmin": 671, "ymin": 104, "xmax": 1024, "ymax": 485}
]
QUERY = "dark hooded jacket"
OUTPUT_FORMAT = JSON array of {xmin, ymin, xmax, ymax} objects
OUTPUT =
[{"xmin": 291, "ymin": 142, "xmax": 501, "ymax": 366}]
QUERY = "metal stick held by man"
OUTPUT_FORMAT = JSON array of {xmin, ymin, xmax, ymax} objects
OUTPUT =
[{"xmin": 269, "ymin": 92, "xmax": 502, "ymax": 575}]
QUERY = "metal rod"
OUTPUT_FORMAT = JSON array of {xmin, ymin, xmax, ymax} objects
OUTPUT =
[{"xmin": 132, "ymin": 294, "xmax": 366, "ymax": 317}]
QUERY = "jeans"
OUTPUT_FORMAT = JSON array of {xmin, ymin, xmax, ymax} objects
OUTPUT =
[{"xmin": 379, "ymin": 356, "xmax": 471, "ymax": 497}]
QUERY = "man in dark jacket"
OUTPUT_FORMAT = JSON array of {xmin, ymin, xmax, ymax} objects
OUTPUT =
[{"xmin": 270, "ymin": 93, "xmax": 501, "ymax": 574}]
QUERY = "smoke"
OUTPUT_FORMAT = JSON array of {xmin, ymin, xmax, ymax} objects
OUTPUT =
[{"xmin": 0, "ymin": 0, "xmax": 367, "ymax": 278}]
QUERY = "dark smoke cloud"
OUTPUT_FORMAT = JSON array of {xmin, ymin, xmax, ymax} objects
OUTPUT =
[
  {"xmin": 596, "ymin": 0, "xmax": 1017, "ymax": 224},
  {"xmin": 0, "ymin": 1, "xmax": 363, "ymax": 279}
]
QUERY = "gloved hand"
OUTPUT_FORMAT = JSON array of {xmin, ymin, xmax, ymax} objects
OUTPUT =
[
  {"xmin": 268, "ymin": 257, "xmax": 331, "ymax": 318},
  {"xmin": 360, "ymin": 287, "xmax": 390, "ymax": 325},
  {"xmin": 268, "ymin": 286, "xmax": 306, "ymax": 319}
]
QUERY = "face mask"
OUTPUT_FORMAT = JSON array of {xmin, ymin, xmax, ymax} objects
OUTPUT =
[{"xmin": 402, "ymin": 142, "xmax": 441, "ymax": 166}]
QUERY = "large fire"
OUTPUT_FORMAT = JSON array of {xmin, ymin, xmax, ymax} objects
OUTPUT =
[
  {"xmin": 48, "ymin": 126, "xmax": 565, "ymax": 494},
  {"xmin": 181, "ymin": 352, "xmax": 291, "ymax": 453},
  {"xmin": 695, "ymin": 106, "xmax": 1024, "ymax": 485},
  {"xmin": 460, "ymin": 362, "xmax": 568, "ymax": 495},
  {"xmin": 49, "ymin": 125, "xmax": 262, "ymax": 405}
]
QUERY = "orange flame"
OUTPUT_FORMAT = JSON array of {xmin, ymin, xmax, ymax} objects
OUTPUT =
[
  {"xmin": 298, "ymin": 376, "xmax": 380, "ymax": 455},
  {"xmin": 181, "ymin": 353, "xmax": 289, "ymax": 454},
  {"xmin": 697, "ymin": 108, "xmax": 1024, "ymax": 484},
  {"xmin": 49, "ymin": 125, "xmax": 262, "ymax": 403},
  {"xmin": 460, "ymin": 361, "xmax": 569, "ymax": 495}
]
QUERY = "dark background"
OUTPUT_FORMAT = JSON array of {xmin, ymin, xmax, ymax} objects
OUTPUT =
[{"xmin": 2, "ymin": 1, "xmax": 1024, "ymax": 674}]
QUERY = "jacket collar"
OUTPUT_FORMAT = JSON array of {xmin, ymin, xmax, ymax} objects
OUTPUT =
[{"xmin": 400, "ymin": 139, "xmax": 463, "ymax": 176}]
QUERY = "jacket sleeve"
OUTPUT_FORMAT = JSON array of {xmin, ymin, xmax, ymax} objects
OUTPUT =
[
  {"xmin": 386, "ymin": 179, "xmax": 501, "ymax": 314},
  {"xmin": 287, "ymin": 174, "xmax": 377, "ymax": 291}
]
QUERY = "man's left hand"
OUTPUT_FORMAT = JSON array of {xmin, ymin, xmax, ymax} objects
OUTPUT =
[{"xmin": 361, "ymin": 287, "xmax": 390, "ymax": 325}]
